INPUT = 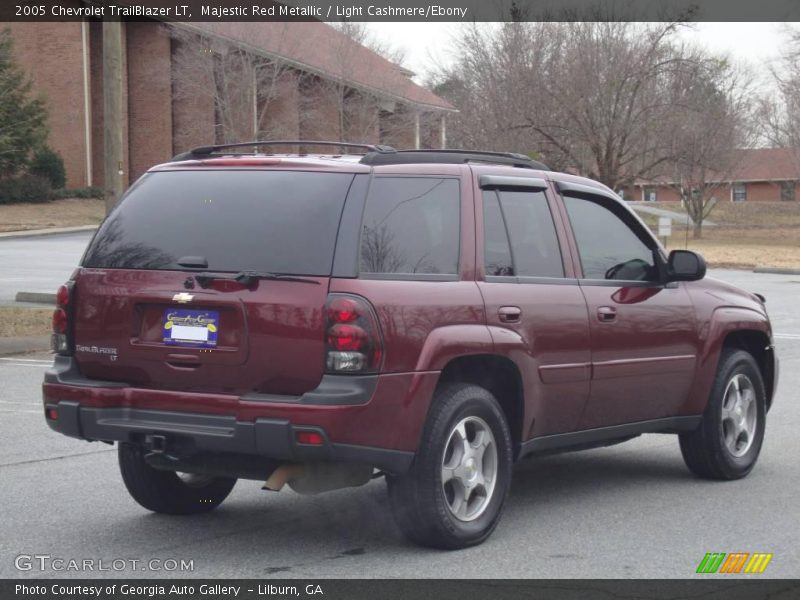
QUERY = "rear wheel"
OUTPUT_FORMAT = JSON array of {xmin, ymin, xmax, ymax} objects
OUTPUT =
[
  {"xmin": 387, "ymin": 383, "xmax": 513, "ymax": 549},
  {"xmin": 118, "ymin": 443, "xmax": 236, "ymax": 514},
  {"xmin": 679, "ymin": 349, "xmax": 766, "ymax": 480}
]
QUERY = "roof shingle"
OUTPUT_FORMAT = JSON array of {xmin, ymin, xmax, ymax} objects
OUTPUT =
[
  {"xmin": 728, "ymin": 147, "xmax": 800, "ymax": 182},
  {"xmin": 181, "ymin": 21, "xmax": 455, "ymax": 112},
  {"xmin": 634, "ymin": 147, "xmax": 800, "ymax": 185}
]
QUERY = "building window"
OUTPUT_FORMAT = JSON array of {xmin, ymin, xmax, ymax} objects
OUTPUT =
[
  {"xmin": 732, "ymin": 183, "xmax": 747, "ymax": 202},
  {"xmin": 643, "ymin": 187, "xmax": 657, "ymax": 202}
]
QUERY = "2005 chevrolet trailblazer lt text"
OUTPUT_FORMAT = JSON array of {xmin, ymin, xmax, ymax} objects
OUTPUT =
[{"xmin": 42, "ymin": 142, "xmax": 778, "ymax": 549}]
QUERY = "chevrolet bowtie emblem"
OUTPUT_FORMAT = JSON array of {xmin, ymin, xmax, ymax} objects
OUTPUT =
[{"xmin": 172, "ymin": 293, "xmax": 194, "ymax": 304}]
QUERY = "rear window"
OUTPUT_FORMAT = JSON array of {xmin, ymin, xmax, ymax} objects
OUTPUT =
[
  {"xmin": 83, "ymin": 170, "xmax": 353, "ymax": 275},
  {"xmin": 359, "ymin": 177, "xmax": 460, "ymax": 276}
]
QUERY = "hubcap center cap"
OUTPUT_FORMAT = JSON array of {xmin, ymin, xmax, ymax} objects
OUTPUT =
[{"xmin": 464, "ymin": 457, "xmax": 478, "ymax": 480}]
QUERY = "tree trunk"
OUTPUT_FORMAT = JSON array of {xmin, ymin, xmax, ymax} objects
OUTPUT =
[
  {"xmin": 103, "ymin": 21, "xmax": 125, "ymax": 214},
  {"xmin": 693, "ymin": 221, "xmax": 703, "ymax": 239}
]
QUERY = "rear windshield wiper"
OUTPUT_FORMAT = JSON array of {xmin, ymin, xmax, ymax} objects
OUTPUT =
[{"xmin": 194, "ymin": 271, "xmax": 320, "ymax": 288}]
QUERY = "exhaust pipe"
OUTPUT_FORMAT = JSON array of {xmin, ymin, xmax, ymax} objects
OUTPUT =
[
  {"xmin": 263, "ymin": 462, "xmax": 372, "ymax": 495},
  {"xmin": 262, "ymin": 463, "xmax": 306, "ymax": 491}
]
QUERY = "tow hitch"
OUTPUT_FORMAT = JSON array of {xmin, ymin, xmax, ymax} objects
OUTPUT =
[{"xmin": 144, "ymin": 434, "xmax": 167, "ymax": 453}]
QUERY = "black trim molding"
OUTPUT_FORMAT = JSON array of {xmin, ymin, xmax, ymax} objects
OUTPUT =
[
  {"xmin": 479, "ymin": 175, "xmax": 548, "ymax": 190},
  {"xmin": 519, "ymin": 416, "xmax": 702, "ymax": 458}
]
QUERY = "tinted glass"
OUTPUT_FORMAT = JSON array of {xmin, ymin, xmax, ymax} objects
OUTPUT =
[
  {"xmin": 360, "ymin": 177, "xmax": 460, "ymax": 275},
  {"xmin": 563, "ymin": 196, "xmax": 657, "ymax": 281},
  {"xmin": 483, "ymin": 191, "xmax": 514, "ymax": 276},
  {"xmin": 499, "ymin": 190, "xmax": 564, "ymax": 278},
  {"xmin": 83, "ymin": 171, "xmax": 353, "ymax": 275}
]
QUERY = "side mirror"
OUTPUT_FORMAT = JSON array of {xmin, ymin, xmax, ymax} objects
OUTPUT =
[{"xmin": 667, "ymin": 250, "xmax": 706, "ymax": 282}]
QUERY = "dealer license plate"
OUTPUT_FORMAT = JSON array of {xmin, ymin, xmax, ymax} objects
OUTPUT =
[{"xmin": 162, "ymin": 309, "xmax": 219, "ymax": 348}]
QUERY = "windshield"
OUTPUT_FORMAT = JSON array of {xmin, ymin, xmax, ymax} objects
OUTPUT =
[{"xmin": 83, "ymin": 170, "xmax": 353, "ymax": 275}]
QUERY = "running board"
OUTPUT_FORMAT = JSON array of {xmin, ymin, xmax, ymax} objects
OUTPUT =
[{"xmin": 518, "ymin": 416, "xmax": 702, "ymax": 459}]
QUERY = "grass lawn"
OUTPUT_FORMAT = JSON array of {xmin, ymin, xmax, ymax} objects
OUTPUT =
[
  {"xmin": 0, "ymin": 307, "xmax": 52, "ymax": 337},
  {"xmin": 0, "ymin": 198, "xmax": 105, "ymax": 232},
  {"xmin": 634, "ymin": 202, "xmax": 800, "ymax": 269}
]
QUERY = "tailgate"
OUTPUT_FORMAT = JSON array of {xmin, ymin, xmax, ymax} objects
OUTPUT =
[
  {"xmin": 73, "ymin": 269, "xmax": 330, "ymax": 395},
  {"xmin": 72, "ymin": 168, "xmax": 355, "ymax": 396}
]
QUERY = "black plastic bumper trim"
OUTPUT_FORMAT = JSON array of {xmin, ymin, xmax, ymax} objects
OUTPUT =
[
  {"xmin": 519, "ymin": 416, "xmax": 702, "ymax": 458},
  {"xmin": 44, "ymin": 355, "xmax": 127, "ymax": 388},
  {"xmin": 47, "ymin": 403, "xmax": 413, "ymax": 474},
  {"xmin": 240, "ymin": 374, "xmax": 378, "ymax": 405}
]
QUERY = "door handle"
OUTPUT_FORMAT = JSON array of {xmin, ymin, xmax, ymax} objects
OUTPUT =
[
  {"xmin": 498, "ymin": 306, "xmax": 522, "ymax": 323},
  {"xmin": 165, "ymin": 353, "xmax": 201, "ymax": 370},
  {"xmin": 597, "ymin": 306, "xmax": 617, "ymax": 322}
]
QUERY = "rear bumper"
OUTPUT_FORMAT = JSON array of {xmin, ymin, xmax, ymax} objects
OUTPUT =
[
  {"xmin": 45, "ymin": 401, "xmax": 412, "ymax": 473},
  {"xmin": 43, "ymin": 356, "xmax": 441, "ymax": 474}
]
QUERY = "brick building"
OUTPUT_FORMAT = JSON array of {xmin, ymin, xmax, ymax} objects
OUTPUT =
[
  {"xmin": 626, "ymin": 148, "xmax": 800, "ymax": 203},
  {"xmin": 6, "ymin": 14, "xmax": 455, "ymax": 189}
]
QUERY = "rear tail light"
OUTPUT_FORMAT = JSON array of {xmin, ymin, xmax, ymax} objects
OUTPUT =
[
  {"xmin": 51, "ymin": 282, "xmax": 74, "ymax": 355},
  {"xmin": 324, "ymin": 294, "xmax": 383, "ymax": 373},
  {"xmin": 52, "ymin": 308, "xmax": 67, "ymax": 333}
]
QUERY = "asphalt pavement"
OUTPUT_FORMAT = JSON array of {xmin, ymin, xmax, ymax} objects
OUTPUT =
[
  {"xmin": 0, "ymin": 232, "xmax": 92, "ymax": 304},
  {"xmin": 0, "ymin": 259, "xmax": 798, "ymax": 577}
]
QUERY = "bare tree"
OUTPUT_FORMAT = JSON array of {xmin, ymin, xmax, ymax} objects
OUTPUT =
[
  {"xmin": 761, "ymin": 26, "xmax": 800, "ymax": 148},
  {"xmin": 170, "ymin": 22, "xmax": 421, "ymax": 151},
  {"xmin": 432, "ymin": 22, "xmax": 741, "ymax": 191},
  {"xmin": 360, "ymin": 223, "xmax": 405, "ymax": 273},
  {"xmin": 318, "ymin": 22, "xmax": 416, "ymax": 146},
  {"xmin": 330, "ymin": 22, "xmax": 407, "ymax": 66},
  {"xmin": 170, "ymin": 24, "xmax": 308, "ymax": 146},
  {"xmin": 661, "ymin": 59, "xmax": 755, "ymax": 238}
]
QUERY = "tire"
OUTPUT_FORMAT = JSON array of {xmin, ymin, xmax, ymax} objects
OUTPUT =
[
  {"xmin": 118, "ymin": 443, "xmax": 236, "ymax": 515},
  {"xmin": 387, "ymin": 383, "xmax": 513, "ymax": 549},
  {"xmin": 679, "ymin": 348, "xmax": 767, "ymax": 480}
]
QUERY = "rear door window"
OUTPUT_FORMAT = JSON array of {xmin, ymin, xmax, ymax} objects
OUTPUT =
[
  {"xmin": 82, "ymin": 170, "xmax": 354, "ymax": 275},
  {"xmin": 359, "ymin": 177, "xmax": 460, "ymax": 276},
  {"xmin": 483, "ymin": 191, "xmax": 514, "ymax": 276},
  {"xmin": 483, "ymin": 189, "xmax": 564, "ymax": 279}
]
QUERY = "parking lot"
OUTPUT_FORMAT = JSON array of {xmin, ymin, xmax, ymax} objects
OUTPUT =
[
  {"xmin": 0, "ymin": 267, "xmax": 798, "ymax": 578},
  {"xmin": 0, "ymin": 232, "xmax": 91, "ymax": 305}
]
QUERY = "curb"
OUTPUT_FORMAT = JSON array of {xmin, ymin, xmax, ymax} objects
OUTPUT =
[
  {"xmin": 753, "ymin": 267, "xmax": 800, "ymax": 275},
  {"xmin": 15, "ymin": 292, "xmax": 56, "ymax": 305},
  {"xmin": 0, "ymin": 335, "xmax": 50, "ymax": 356},
  {"xmin": 0, "ymin": 225, "xmax": 97, "ymax": 239}
]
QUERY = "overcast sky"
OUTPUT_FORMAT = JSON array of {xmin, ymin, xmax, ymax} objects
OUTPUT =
[{"xmin": 366, "ymin": 22, "xmax": 792, "ymax": 82}]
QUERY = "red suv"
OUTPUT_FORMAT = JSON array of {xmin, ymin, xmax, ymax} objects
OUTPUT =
[{"xmin": 43, "ymin": 142, "xmax": 778, "ymax": 549}]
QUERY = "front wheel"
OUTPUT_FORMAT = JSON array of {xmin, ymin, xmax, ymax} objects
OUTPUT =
[
  {"xmin": 118, "ymin": 443, "xmax": 237, "ymax": 515},
  {"xmin": 387, "ymin": 383, "xmax": 513, "ymax": 549},
  {"xmin": 679, "ymin": 349, "xmax": 767, "ymax": 480}
]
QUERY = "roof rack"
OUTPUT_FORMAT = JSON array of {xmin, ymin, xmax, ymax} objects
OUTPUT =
[
  {"xmin": 171, "ymin": 140, "xmax": 397, "ymax": 161},
  {"xmin": 360, "ymin": 149, "xmax": 549, "ymax": 170},
  {"xmin": 169, "ymin": 142, "xmax": 550, "ymax": 171}
]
